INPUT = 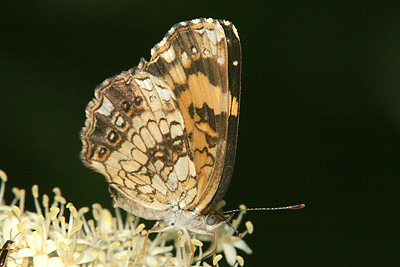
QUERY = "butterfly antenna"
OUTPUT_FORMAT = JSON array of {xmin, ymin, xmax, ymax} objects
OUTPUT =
[
  {"xmin": 224, "ymin": 204, "xmax": 305, "ymax": 215},
  {"xmin": 220, "ymin": 213, "xmax": 243, "ymax": 237}
]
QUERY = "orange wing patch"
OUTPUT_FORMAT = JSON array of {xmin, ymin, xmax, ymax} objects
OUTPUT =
[{"xmin": 142, "ymin": 19, "xmax": 240, "ymax": 213}]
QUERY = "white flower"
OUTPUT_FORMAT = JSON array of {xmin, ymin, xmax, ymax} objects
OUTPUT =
[
  {"xmin": 0, "ymin": 169, "xmax": 253, "ymax": 267},
  {"xmin": 217, "ymin": 205, "xmax": 253, "ymax": 266}
]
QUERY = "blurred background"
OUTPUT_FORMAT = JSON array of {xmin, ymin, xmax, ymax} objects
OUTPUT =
[{"xmin": 1, "ymin": 2, "xmax": 399, "ymax": 266}]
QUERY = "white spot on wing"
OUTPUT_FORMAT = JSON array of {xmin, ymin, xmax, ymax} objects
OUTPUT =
[
  {"xmin": 195, "ymin": 28, "xmax": 205, "ymax": 34},
  {"xmin": 181, "ymin": 51, "xmax": 191, "ymax": 68},
  {"xmin": 160, "ymin": 46, "xmax": 176, "ymax": 63},
  {"xmin": 115, "ymin": 115, "xmax": 125, "ymax": 127},
  {"xmin": 217, "ymin": 56, "xmax": 225, "ymax": 65},
  {"xmin": 206, "ymin": 18, "xmax": 214, "ymax": 24},
  {"xmin": 171, "ymin": 123, "xmax": 183, "ymax": 139},
  {"xmin": 159, "ymin": 119, "xmax": 169, "ymax": 135},
  {"xmin": 192, "ymin": 18, "xmax": 201, "ymax": 24},
  {"xmin": 168, "ymin": 28, "xmax": 175, "ymax": 36},
  {"xmin": 97, "ymin": 97, "xmax": 113, "ymax": 116},
  {"xmin": 155, "ymin": 85, "xmax": 171, "ymax": 101},
  {"xmin": 135, "ymin": 78, "xmax": 154, "ymax": 91},
  {"xmin": 175, "ymin": 157, "xmax": 189, "ymax": 181},
  {"xmin": 206, "ymin": 29, "xmax": 217, "ymax": 45}
]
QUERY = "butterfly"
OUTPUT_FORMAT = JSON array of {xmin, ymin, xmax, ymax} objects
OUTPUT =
[{"xmin": 80, "ymin": 18, "xmax": 241, "ymax": 263}]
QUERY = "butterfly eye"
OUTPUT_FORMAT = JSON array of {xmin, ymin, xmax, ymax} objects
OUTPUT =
[{"xmin": 206, "ymin": 213, "xmax": 217, "ymax": 226}]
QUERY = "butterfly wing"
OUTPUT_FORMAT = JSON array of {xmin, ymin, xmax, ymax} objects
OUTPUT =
[
  {"xmin": 80, "ymin": 66, "xmax": 198, "ymax": 220},
  {"xmin": 143, "ymin": 18, "xmax": 241, "ymax": 215},
  {"xmin": 80, "ymin": 18, "xmax": 241, "ymax": 220}
]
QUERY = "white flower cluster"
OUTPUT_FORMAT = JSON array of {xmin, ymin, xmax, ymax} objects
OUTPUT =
[{"xmin": 0, "ymin": 170, "xmax": 253, "ymax": 267}]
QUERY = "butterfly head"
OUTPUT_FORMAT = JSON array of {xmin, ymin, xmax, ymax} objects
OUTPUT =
[{"xmin": 203, "ymin": 210, "xmax": 230, "ymax": 231}]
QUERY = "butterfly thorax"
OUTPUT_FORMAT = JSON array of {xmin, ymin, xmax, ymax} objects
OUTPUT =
[
  {"xmin": 112, "ymin": 184, "xmax": 223, "ymax": 232},
  {"xmin": 166, "ymin": 207, "xmax": 225, "ymax": 232},
  {"xmin": 165, "ymin": 208, "xmax": 203, "ymax": 229}
]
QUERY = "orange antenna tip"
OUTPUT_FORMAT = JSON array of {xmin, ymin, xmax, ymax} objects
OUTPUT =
[{"xmin": 290, "ymin": 204, "xmax": 305, "ymax": 209}]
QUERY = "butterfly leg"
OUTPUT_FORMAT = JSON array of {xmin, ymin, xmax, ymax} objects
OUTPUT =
[
  {"xmin": 189, "ymin": 229, "xmax": 217, "ymax": 264},
  {"xmin": 140, "ymin": 221, "xmax": 159, "ymax": 256},
  {"xmin": 205, "ymin": 230, "xmax": 219, "ymax": 263},
  {"xmin": 140, "ymin": 221, "xmax": 175, "ymax": 256},
  {"xmin": 182, "ymin": 228, "xmax": 194, "ymax": 266}
]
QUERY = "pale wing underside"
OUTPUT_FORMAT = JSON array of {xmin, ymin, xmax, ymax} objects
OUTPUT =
[
  {"xmin": 80, "ymin": 18, "xmax": 241, "ymax": 219},
  {"xmin": 80, "ymin": 70, "xmax": 198, "ymax": 217}
]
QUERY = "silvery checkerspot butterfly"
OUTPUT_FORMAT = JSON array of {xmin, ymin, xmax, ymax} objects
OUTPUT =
[{"xmin": 81, "ymin": 18, "xmax": 241, "ymax": 263}]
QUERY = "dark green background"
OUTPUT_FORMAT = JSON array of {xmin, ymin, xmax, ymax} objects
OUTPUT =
[{"xmin": 1, "ymin": 2, "xmax": 399, "ymax": 266}]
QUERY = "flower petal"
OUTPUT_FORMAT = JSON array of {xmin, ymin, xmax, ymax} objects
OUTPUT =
[
  {"xmin": 233, "ymin": 239, "xmax": 253, "ymax": 254},
  {"xmin": 222, "ymin": 243, "xmax": 237, "ymax": 266}
]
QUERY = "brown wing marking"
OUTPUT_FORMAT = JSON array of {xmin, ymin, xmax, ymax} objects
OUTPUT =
[
  {"xmin": 80, "ymin": 69, "xmax": 197, "ymax": 213},
  {"xmin": 141, "ymin": 18, "xmax": 241, "ymax": 213}
]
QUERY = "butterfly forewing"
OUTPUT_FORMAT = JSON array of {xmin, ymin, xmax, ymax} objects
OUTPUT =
[
  {"xmin": 80, "ymin": 18, "xmax": 241, "ymax": 222},
  {"xmin": 143, "ymin": 19, "xmax": 241, "ymax": 214},
  {"xmin": 201, "ymin": 21, "xmax": 241, "ymax": 214}
]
